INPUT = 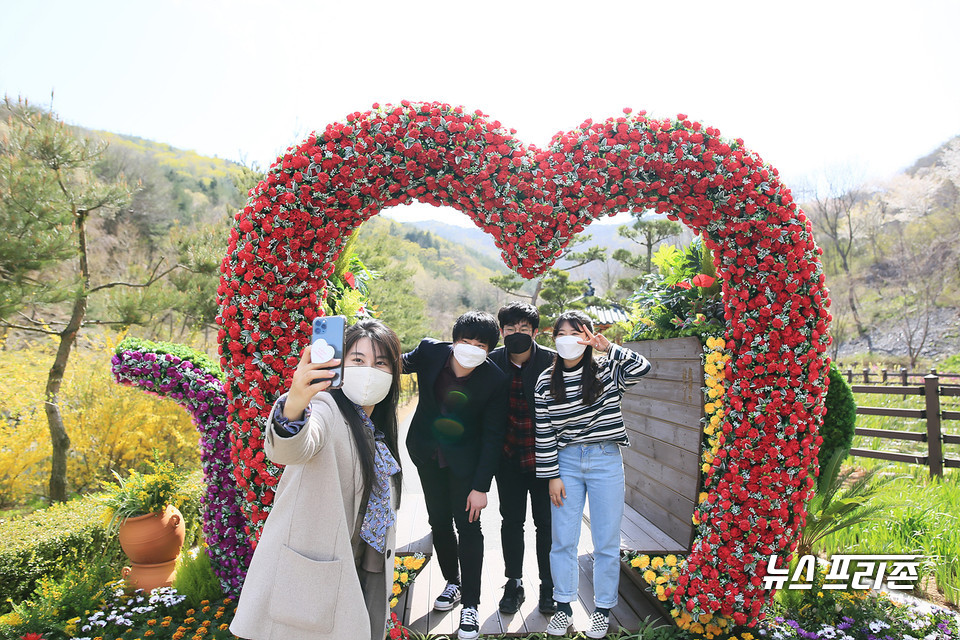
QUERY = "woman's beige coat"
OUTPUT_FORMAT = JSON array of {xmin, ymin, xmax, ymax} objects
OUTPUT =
[{"xmin": 230, "ymin": 392, "xmax": 396, "ymax": 640}]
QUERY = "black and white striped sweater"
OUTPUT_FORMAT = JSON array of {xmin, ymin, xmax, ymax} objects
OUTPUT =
[{"xmin": 534, "ymin": 343, "xmax": 651, "ymax": 479}]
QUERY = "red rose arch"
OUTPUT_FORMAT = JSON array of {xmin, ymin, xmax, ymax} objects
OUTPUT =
[{"xmin": 216, "ymin": 101, "xmax": 831, "ymax": 626}]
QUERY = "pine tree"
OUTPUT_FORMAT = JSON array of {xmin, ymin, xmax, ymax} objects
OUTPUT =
[{"xmin": 0, "ymin": 98, "xmax": 178, "ymax": 502}]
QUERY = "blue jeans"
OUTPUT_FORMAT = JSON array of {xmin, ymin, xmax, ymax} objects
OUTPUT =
[{"xmin": 550, "ymin": 442, "xmax": 624, "ymax": 609}]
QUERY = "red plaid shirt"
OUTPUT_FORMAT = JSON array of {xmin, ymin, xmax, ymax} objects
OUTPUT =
[{"xmin": 502, "ymin": 360, "xmax": 536, "ymax": 473}]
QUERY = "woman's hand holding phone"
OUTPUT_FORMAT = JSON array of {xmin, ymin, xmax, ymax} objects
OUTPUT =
[{"xmin": 284, "ymin": 346, "xmax": 341, "ymax": 420}]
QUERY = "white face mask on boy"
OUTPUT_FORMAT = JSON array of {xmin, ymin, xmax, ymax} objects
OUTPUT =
[
  {"xmin": 452, "ymin": 342, "xmax": 487, "ymax": 369},
  {"xmin": 341, "ymin": 366, "xmax": 393, "ymax": 407}
]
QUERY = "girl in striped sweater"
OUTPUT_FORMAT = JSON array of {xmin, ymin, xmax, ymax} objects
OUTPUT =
[{"xmin": 534, "ymin": 310, "xmax": 651, "ymax": 639}]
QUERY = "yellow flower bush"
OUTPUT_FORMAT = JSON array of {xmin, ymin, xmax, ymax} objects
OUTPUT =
[
  {"xmin": 0, "ymin": 333, "xmax": 201, "ymax": 505},
  {"xmin": 389, "ymin": 552, "xmax": 427, "ymax": 608}
]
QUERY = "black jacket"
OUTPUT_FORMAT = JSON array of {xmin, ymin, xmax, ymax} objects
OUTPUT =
[
  {"xmin": 488, "ymin": 340, "xmax": 557, "ymax": 423},
  {"xmin": 402, "ymin": 338, "xmax": 508, "ymax": 492}
]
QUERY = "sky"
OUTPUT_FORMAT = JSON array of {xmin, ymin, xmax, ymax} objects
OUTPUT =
[{"xmin": 2, "ymin": 0, "xmax": 959, "ymax": 230}]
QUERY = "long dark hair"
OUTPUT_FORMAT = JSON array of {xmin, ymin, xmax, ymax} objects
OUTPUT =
[
  {"xmin": 329, "ymin": 319, "xmax": 403, "ymax": 510},
  {"xmin": 550, "ymin": 310, "xmax": 602, "ymax": 405}
]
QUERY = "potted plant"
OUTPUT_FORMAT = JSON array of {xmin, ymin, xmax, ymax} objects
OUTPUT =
[{"xmin": 100, "ymin": 453, "xmax": 188, "ymax": 592}]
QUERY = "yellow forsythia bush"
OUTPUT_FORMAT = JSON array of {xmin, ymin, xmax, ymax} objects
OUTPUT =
[{"xmin": 0, "ymin": 333, "xmax": 201, "ymax": 506}]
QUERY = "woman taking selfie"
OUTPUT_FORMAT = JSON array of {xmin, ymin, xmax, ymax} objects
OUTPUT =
[
  {"xmin": 231, "ymin": 319, "xmax": 403, "ymax": 640},
  {"xmin": 534, "ymin": 311, "xmax": 651, "ymax": 639}
]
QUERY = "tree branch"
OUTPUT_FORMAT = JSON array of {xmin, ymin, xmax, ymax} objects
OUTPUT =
[
  {"xmin": 14, "ymin": 311, "xmax": 53, "ymax": 327},
  {"xmin": 80, "ymin": 319, "xmax": 142, "ymax": 327},
  {"xmin": 87, "ymin": 261, "xmax": 181, "ymax": 294},
  {"xmin": 0, "ymin": 319, "xmax": 61, "ymax": 335}
]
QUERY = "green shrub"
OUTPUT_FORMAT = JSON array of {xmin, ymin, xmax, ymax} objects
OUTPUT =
[
  {"xmin": 0, "ymin": 557, "xmax": 119, "ymax": 639},
  {"xmin": 818, "ymin": 362, "xmax": 857, "ymax": 488},
  {"xmin": 116, "ymin": 336, "xmax": 224, "ymax": 382},
  {"xmin": 0, "ymin": 495, "xmax": 118, "ymax": 615},
  {"xmin": 174, "ymin": 545, "xmax": 224, "ymax": 608},
  {"xmin": 0, "ymin": 472, "xmax": 204, "ymax": 615}
]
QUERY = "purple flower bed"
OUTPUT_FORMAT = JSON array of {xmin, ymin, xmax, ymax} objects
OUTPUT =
[{"xmin": 111, "ymin": 337, "xmax": 252, "ymax": 595}]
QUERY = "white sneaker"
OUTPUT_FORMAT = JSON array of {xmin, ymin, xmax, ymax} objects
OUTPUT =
[
  {"xmin": 458, "ymin": 605, "xmax": 479, "ymax": 640},
  {"xmin": 545, "ymin": 609, "xmax": 572, "ymax": 636},
  {"xmin": 433, "ymin": 581, "xmax": 461, "ymax": 611},
  {"xmin": 585, "ymin": 609, "xmax": 609, "ymax": 639}
]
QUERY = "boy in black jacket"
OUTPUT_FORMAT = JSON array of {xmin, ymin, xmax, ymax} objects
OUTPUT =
[
  {"xmin": 488, "ymin": 302, "xmax": 557, "ymax": 615},
  {"xmin": 402, "ymin": 311, "xmax": 508, "ymax": 640}
]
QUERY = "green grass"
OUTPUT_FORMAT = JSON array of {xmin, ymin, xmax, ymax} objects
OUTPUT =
[{"xmin": 821, "ymin": 381, "xmax": 960, "ymax": 607}]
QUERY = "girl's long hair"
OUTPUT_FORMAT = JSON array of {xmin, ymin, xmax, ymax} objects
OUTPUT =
[
  {"xmin": 550, "ymin": 310, "xmax": 602, "ymax": 405},
  {"xmin": 329, "ymin": 319, "xmax": 403, "ymax": 510}
]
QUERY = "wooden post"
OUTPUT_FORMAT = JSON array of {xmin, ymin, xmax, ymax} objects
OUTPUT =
[
  {"xmin": 881, "ymin": 368, "xmax": 888, "ymax": 383},
  {"xmin": 846, "ymin": 368, "xmax": 853, "ymax": 383},
  {"xmin": 925, "ymin": 374, "xmax": 943, "ymax": 478},
  {"xmin": 901, "ymin": 367, "xmax": 909, "ymax": 400},
  {"xmin": 863, "ymin": 368, "xmax": 870, "ymax": 384}
]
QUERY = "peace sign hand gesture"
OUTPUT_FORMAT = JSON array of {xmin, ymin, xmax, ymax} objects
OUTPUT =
[{"xmin": 577, "ymin": 326, "xmax": 611, "ymax": 353}]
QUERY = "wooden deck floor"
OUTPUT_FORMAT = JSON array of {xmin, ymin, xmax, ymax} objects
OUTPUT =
[{"xmin": 393, "ymin": 408, "xmax": 675, "ymax": 636}]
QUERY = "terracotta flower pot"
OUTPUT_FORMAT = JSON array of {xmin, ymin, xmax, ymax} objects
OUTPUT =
[
  {"xmin": 122, "ymin": 559, "xmax": 178, "ymax": 593},
  {"xmin": 118, "ymin": 504, "xmax": 186, "ymax": 565}
]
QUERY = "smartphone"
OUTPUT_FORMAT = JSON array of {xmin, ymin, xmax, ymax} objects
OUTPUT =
[{"xmin": 311, "ymin": 315, "xmax": 346, "ymax": 389}]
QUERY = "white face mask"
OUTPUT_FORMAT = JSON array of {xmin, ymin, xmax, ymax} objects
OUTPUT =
[
  {"xmin": 555, "ymin": 335, "xmax": 587, "ymax": 360},
  {"xmin": 341, "ymin": 366, "xmax": 394, "ymax": 407},
  {"xmin": 453, "ymin": 342, "xmax": 487, "ymax": 369}
]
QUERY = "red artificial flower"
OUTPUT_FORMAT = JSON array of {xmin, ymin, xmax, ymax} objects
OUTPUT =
[
  {"xmin": 218, "ymin": 101, "xmax": 831, "ymax": 627},
  {"xmin": 343, "ymin": 271, "xmax": 356, "ymax": 288},
  {"xmin": 674, "ymin": 281, "xmax": 692, "ymax": 290},
  {"xmin": 692, "ymin": 274, "xmax": 716, "ymax": 288}
]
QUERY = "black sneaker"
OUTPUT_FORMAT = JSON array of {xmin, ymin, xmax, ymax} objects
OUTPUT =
[
  {"xmin": 433, "ymin": 581, "xmax": 461, "ymax": 611},
  {"xmin": 458, "ymin": 605, "xmax": 480, "ymax": 640},
  {"xmin": 498, "ymin": 579, "xmax": 525, "ymax": 614},
  {"xmin": 538, "ymin": 585, "xmax": 557, "ymax": 615}
]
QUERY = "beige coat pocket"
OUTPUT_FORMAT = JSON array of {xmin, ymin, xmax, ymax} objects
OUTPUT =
[{"xmin": 268, "ymin": 545, "xmax": 342, "ymax": 632}]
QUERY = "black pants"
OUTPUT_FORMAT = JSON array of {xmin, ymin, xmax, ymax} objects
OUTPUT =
[
  {"xmin": 416, "ymin": 459, "xmax": 484, "ymax": 607},
  {"xmin": 496, "ymin": 460, "xmax": 553, "ymax": 592}
]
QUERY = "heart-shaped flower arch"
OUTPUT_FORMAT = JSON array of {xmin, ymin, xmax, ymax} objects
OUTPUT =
[{"xmin": 216, "ymin": 101, "xmax": 831, "ymax": 626}]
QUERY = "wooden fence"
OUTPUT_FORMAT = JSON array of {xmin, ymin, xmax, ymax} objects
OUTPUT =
[
  {"xmin": 842, "ymin": 366, "xmax": 960, "ymax": 386},
  {"xmin": 841, "ymin": 370, "xmax": 960, "ymax": 477}
]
